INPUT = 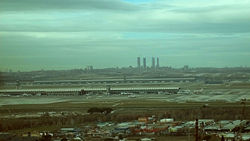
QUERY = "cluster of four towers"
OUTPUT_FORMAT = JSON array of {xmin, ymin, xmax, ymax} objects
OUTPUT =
[{"xmin": 137, "ymin": 57, "xmax": 160, "ymax": 71}]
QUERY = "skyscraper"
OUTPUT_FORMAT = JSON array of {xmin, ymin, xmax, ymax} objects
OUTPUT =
[
  {"xmin": 156, "ymin": 57, "xmax": 159, "ymax": 68},
  {"xmin": 143, "ymin": 57, "xmax": 146, "ymax": 70},
  {"xmin": 151, "ymin": 57, "xmax": 155, "ymax": 69},
  {"xmin": 137, "ymin": 57, "xmax": 141, "ymax": 70}
]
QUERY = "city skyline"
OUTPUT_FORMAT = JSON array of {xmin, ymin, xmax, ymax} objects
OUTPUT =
[{"xmin": 1, "ymin": 55, "xmax": 250, "ymax": 72}]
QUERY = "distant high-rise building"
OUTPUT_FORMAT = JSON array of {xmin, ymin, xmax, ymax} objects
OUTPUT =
[
  {"xmin": 183, "ymin": 65, "xmax": 189, "ymax": 70},
  {"xmin": 151, "ymin": 57, "xmax": 155, "ymax": 69},
  {"xmin": 137, "ymin": 57, "xmax": 141, "ymax": 70},
  {"xmin": 143, "ymin": 57, "xmax": 146, "ymax": 69},
  {"xmin": 156, "ymin": 57, "xmax": 159, "ymax": 68},
  {"xmin": 85, "ymin": 66, "xmax": 93, "ymax": 72}
]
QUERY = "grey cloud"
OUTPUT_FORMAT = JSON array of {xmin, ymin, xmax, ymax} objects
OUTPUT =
[
  {"xmin": 168, "ymin": 4, "xmax": 249, "ymax": 13},
  {"xmin": 0, "ymin": 0, "xmax": 139, "ymax": 11},
  {"xmin": 1, "ymin": 0, "xmax": 250, "ymax": 70},
  {"xmin": 1, "ymin": 0, "xmax": 250, "ymax": 33},
  {"xmin": 1, "ymin": 14, "xmax": 249, "ymax": 33}
]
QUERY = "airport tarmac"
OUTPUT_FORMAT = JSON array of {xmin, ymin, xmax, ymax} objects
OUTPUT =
[{"xmin": 0, "ymin": 88, "xmax": 249, "ymax": 106}]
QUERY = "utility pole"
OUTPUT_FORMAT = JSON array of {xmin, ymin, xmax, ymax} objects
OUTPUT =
[
  {"xmin": 195, "ymin": 118, "xmax": 199, "ymax": 141},
  {"xmin": 241, "ymin": 98, "xmax": 246, "ymax": 120}
]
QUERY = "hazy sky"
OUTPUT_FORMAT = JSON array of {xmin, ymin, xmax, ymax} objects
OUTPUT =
[{"xmin": 1, "ymin": 0, "xmax": 250, "ymax": 71}]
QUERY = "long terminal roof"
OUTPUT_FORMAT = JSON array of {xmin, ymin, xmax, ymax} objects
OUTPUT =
[{"xmin": 0, "ymin": 87, "xmax": 180, "ymax": 93}]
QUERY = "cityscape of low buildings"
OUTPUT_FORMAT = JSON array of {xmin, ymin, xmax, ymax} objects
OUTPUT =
[{"xmin": 1, "ymin": 116, "xmax": 249, "ymax": 141}]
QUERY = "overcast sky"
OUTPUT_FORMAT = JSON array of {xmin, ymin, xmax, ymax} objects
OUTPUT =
[{"xmin": 1, "ymin": 0, "xmax": 250, "ymax": 71}]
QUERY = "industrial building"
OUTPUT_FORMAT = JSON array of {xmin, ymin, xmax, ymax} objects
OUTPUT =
[
  {"xmin": 0, "ymin": 86, "xmax": 180, "ymax": 95},
  {"xmin": 31, "ymin": 78, "xmax": 195, "ymax": 85}
]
